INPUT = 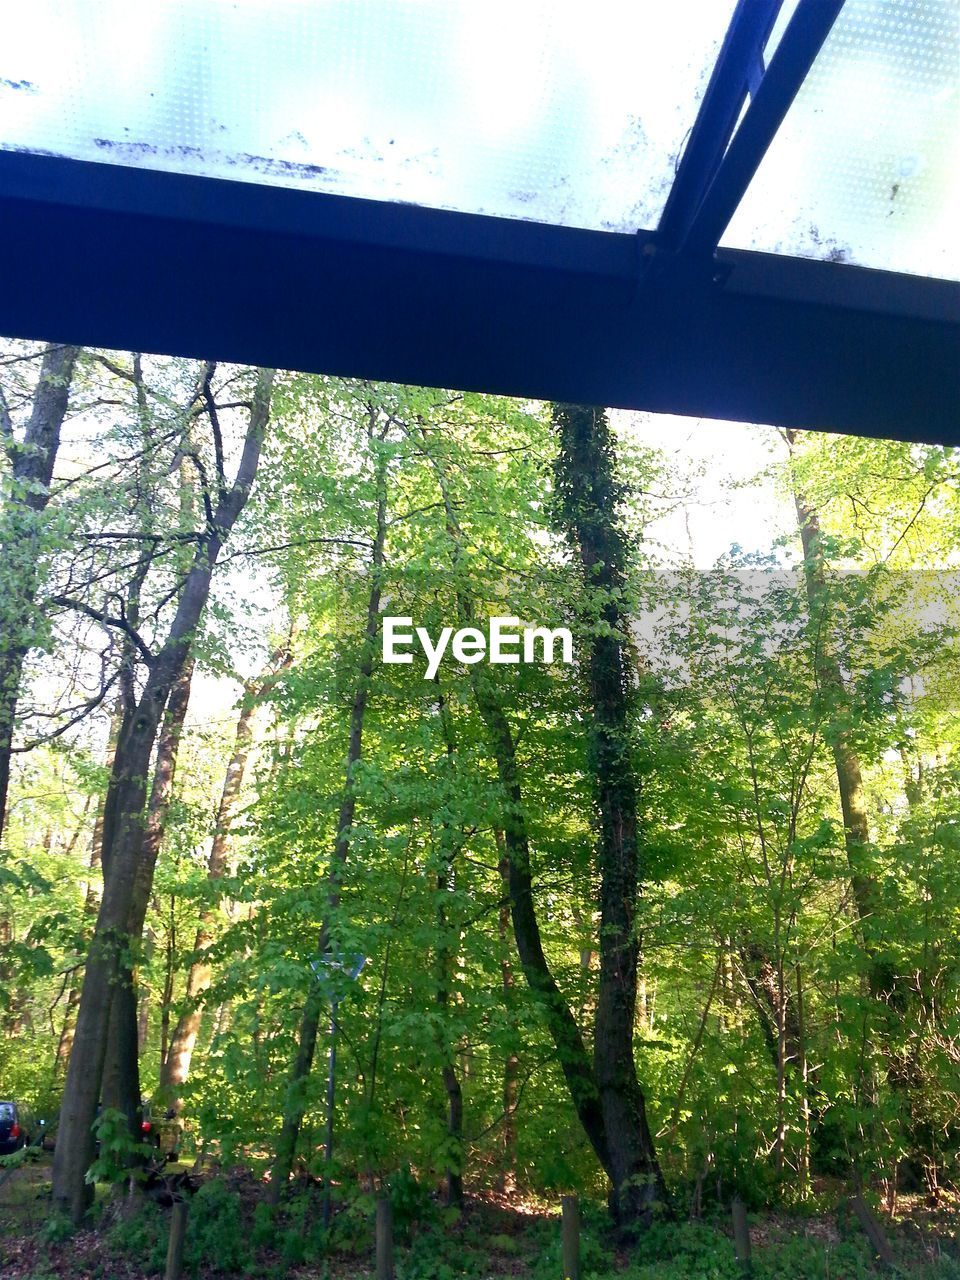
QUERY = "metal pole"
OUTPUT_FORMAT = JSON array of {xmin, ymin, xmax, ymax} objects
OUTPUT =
[{"xmin": 322, "ymin": 998, "xmax": 338, "ymax": 1229}]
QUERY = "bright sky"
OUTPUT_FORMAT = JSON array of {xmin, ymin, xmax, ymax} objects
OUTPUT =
[{"xmin": 617, "ymin": 412, "xmax": 793, "ymax": 570}]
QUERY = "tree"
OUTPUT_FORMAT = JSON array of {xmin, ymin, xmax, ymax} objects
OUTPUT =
[
  {"xmin": 0, "ymin": 344, "xmax": 81, "ymax": 843},
  {"xmin": 161, "ymin": 648, "xmax": 289, "ymax": 1105},
  {"xmin": 552, "ymin": 403, "xmax": 667, "ymax": 1225},
  {"xmin": 269, "ymin": 395, "xmax": 390, "ymax": 1202},
  {"xmin": 52, "ymin": 365, "xmax": 275, "ymax": 1222}
]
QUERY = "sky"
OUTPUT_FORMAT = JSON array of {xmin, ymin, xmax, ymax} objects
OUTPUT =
[{"xmin": 617, "ymin": 412, "xmax": 793, "ymax": 571}]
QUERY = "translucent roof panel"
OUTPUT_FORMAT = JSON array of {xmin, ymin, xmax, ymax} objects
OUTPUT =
[
  {"xmin": 723, "ymin": 0, "xmax": 960, "ymax": 280},
  {"xmin": 0, "ymin": 0, "xmax": 738, "ymax": 233}
]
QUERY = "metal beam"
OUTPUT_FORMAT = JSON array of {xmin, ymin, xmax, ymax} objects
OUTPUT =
[
  {"xmin": 0, "ymin": 152, "xmax": 957, "ymax": 444},
  {"xmin": 657, "ymin": 0, "xmax": 783, "ymax": 251},
  {"xmin": 681, "ymin": 0, "xmax": 846, "ymax": 255}
]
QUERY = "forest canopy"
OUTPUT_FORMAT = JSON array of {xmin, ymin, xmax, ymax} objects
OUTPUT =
[{"xmin": 1, "ymin": 341, "xmax": 958, "ymax": 1276}]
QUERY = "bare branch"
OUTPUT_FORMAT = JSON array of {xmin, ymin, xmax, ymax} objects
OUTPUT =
[
  {"xmin": 11, "ymin": 670, "xmax": 119, "ymax": 753},
  {"xmin": 90, "ymin": 353, "xmax": 138, "ymax": 383},
  {"xmin": 201, "ymin": 363, "xmax": 227, "ymax": 498},
  {"xmin": 48, "ymin": 594, "xmax": 156, "ymax": 666}
]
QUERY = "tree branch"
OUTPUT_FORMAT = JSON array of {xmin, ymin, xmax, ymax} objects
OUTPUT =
[
  {"xmin": 48, "ymin": 595, "xmax": 156, "ymax": 666},
  {"xmin": 201, "ymin": 364, "xmax": 227, "ymax": 500}
]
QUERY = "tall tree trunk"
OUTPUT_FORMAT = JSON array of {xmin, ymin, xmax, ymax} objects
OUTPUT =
[
  {"xmin": 496, "ymin": 838, "xmax": 519, "ymax": 1196},
  {"xmin": 434, "ymin": 691, "xmax": 464, "ymax": 1209},
  {"xmin": 101, "ymin": 661, "xmax": 194, "ymax": 1146},
  {"xmin": 411, "ymin": 419, "xmax": 616, "ymax": 1207},
  {"xmin": 437, "ymin": 870, "xmax": 468, "ymax": 1208},
  {"xmin": 52, "ymin": 367, "xmax": 273, "ymax": 1222},
  {"xmin": 472, "ymin": 681, "xmax": 613, "ymax": 1179},
  {"xmin": 552, "ymin": 403, "xmax": 667, "ymax": 1227},
  {"xmin": 162, "ymin": 650, "xmax": 288, "ymax": 1103},
  {"xmin": 783, "ymin": 430, "xmax": 914, "ymax": 1182},
  {"xmin": 0, "ymin": 344, "xmax": 81, "ymax": 844},
  {"xmin": 268, "ymin": 433, "xmax": 388, "ymax": 1204},
  {"xmin": 56, "ymin": 700, "xmax": 123, "ymax": 1075},
  {"xmin": 783, "ymin": 431, "xmax": 891, "ymax": 999}
]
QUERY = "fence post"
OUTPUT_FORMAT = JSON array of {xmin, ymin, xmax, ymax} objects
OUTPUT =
[
  {"xmin": 376, "ymin": 1195, "xmax": 394, "ymax": 1280},
  {"xmin": 561, "ymin": 1194, "xmax": 580, "ymax": 1280},
  {"xmin": 164, "ymin": 1199, "xmax": 189, "ymax": 1280},
  {"xmin": 731, "ymin": 1197, "xmax": 751, "ymax": 1276}
]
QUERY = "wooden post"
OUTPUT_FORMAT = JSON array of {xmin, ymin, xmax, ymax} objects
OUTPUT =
[
  {"xmin": 850, "ymin": 1194, "xmax": 896, "ymax": 1270},
  {"xmin": 561, "ymin": 1195, "xmax": 580, "ymax": 1280},
  {"xmin": 376, "ymin": 1196, "xmax": 394, "ymax": 1280},
  {"xmin": 164, "ymin": 1199, "xmax": 188, "ymax": 1280},
  {"xmin": 731, "ymin": 1197, "xmax": 751, "ymax": 1275}
]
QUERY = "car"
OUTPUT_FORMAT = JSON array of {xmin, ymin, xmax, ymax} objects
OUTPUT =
[
  {"xmin": 140, "ymin": 1100, "xmax": 181, "ymax": 1162},
  {"xmin": 0, "ymin": 1100, "xmax": 34, "ymax": 1154},
  {"xmin": 34, "ymin": 1098, "xmax": 180, "ymax": 1163}
]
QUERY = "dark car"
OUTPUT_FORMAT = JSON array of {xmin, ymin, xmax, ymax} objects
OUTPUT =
[{"xmin": 0, "ymin": 1100, "xmax": 34, "ymax": 1154}]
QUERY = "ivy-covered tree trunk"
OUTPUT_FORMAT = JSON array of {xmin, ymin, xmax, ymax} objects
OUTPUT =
[
  {"xmin": 552, "ymin": 403, "xmax": 667, "ymax": 1227},
  {"xmin": 52, "ymin": 368, "xmax": 274, "ymax": 1222},
  {"xmin": 0, "ymin": 344, "xmax": 81, "ymax": 845}
]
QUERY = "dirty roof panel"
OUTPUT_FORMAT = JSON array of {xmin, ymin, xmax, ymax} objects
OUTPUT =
[
  {"xmin": 0, "ymin": 0, "xmax": 738, "ymax": 233},
  {"xmin": 722, "ymin": 0, "xmax": 960, "ymax": 280}
]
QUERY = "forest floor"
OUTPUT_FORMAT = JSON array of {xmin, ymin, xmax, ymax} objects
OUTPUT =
[{"xmin": 1, "ymin": 1153, "xmax": 959, "ymax": 1279}]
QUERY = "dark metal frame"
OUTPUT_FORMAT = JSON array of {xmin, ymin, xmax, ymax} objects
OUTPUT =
[
  {"xmin": 657, "ymin": 0, "xmax": 784, "ymax": 252},
  {"xmin": 659, "ymin": 0, "xmax": 846, "ymax": 256},
  {"xmin": 0, "ymin": 0, "xmax": 956, "ymax": 444}
]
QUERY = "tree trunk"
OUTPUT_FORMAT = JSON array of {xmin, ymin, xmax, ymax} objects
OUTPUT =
[
  {"xmin": 474, "ymin": 684, "xmax": 613, "ymax": 1178},
  {"xmin": 552, "ymin": 403, "xmax": 667, "ymax": 1227},
  {"xmin": 56, "ymin": 701, "xmax": 123, "ymax": 1075},
  {"xmin": 52, "ymin": 367, "xmax": 273, "ymax": 1222},
  {"xmin": 412, "ymin": 419, "xmax": 615, "ymax": 1202},
  {"xmin": 784, "ymin": 431, "xmax": 891, "ymax": 999},
  {"xmin": 101, "ymin": 661, "xmax": 194, "ymax": 1146},
  {"xmin": 0, "ymin": 344, "xmax": 81, "ymax": 844},
  {"xmin": 432, "ymin": 691, "xmax": 465, "ymax": 1208},
  {"xmin": 496, "ymin": 840, "xmax": 519, "ymax": 1195},
  {"xmin": 161, "ymin": 650, "xmax": 288, "ymax": 1102},
  {"xmin": 436, "ymin": 865, "xmax": 465, "ymax": 1209},
  {"xmin": 269, "ymin": 432, "xmax": 387, "ymax": 1203}
]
